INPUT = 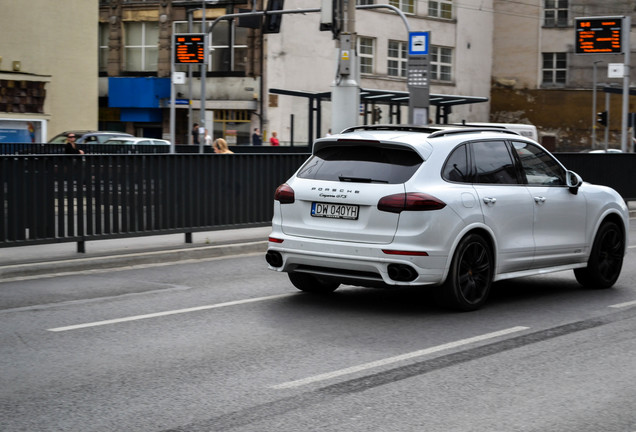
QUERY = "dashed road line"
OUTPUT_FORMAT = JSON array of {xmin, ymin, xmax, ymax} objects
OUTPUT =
[
  {"xmin": 47, "ymin": 293, "xmax": 294, "ymax": 332},
  {"xmin": 272, "ymin": 326, "xmax": 530, "ymax": 389}
]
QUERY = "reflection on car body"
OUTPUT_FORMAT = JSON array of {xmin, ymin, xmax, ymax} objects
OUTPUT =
[{"xmin": 266, "ymin": 125, "xmax": 629, "ymax": 311}]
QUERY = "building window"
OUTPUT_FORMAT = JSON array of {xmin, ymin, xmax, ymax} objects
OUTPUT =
[
  {"xmin": 389, "ymin": 0, "xmax": 414, "ymax": 14},
  {"xmin": 357, "ymin": 0, "xmax": 374, "ymax": 4},
  {"xmin": 175, "ymin": 21, "xmax": 247, "ymax": 72},
  {"xmin": 124, "ymin": 22, "xmax": 159, "ymax": 72},
  {"xmin": 214, "ymin": 109, "xmax": 251, "ymax": 145},
  {"xmin": 429, "ymin": 0, "xmax": 452, "ymax": 19},
  {"xmin": 430, "ymin": 46, "xmax": 453, "ymax": 82},
  {"xmin": 542, "ymin": 52, "xmax": 567, "ymax": 85},
  {"xmin": 358, "ymin": 37, "xmax": 375, "ymax": 74},
  {"xmin": 387, "ymin": 40, "xmax": 407, "ymax": 77},
  {"xmin": 544, "ymin": 0, "xmax": 568, "ymax": 27},
  {"xmin": 99, "ymin": 23, "xmax": 109, "ymax": 72}
]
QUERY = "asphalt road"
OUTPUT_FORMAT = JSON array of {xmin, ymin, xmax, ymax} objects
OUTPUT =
[{"xmin": 1, "ymin": 231, "xmax": 636, "ymax": 431}]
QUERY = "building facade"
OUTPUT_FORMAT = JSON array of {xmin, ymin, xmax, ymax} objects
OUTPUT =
[
  {"xmin": 0, "ymin": 0, "xmax": 98, "ymax": 142},
  {"xmin": 96, "ymin": 0, "xmax": 495, "ymax": 146},
  {"xmin": 491, "ymin": 0, "xmax": 636, "ymax": 151},
  {"xmin": 4, "ymin": 1, "xmax": 632, "ymax": 150}
]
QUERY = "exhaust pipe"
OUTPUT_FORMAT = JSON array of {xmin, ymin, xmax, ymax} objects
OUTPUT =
[
  {"xmin": 266, "ymin": 250, "xmax": 283, "ymax": 267},
  {"xmin": 387, "ymin": 264, "xmax": 418, "ymax": 282}
]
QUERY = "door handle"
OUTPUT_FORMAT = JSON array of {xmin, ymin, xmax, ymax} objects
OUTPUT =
[
  {"xmin": 483, "ymin": 197, "xmax": 497, "ymax": 205},
  {"xmin": 534, "ymin": 196, "xmax": 546, "ymax": 204}
]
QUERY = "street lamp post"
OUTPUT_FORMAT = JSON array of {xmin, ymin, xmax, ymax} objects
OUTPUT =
[
  {"xmin": 592, "ymin": 60, "xmax": 601, "ymax": 149},
  {"xmin": 199, "ymin": 0, "xmax": 207, "ymax": 154}
]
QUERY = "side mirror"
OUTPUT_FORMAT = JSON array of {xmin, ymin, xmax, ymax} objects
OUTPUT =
[{"xmin": 566, "ymin": 170, "xmax": 583, "ymax": 194}]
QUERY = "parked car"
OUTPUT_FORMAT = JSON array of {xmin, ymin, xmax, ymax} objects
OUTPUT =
[
  {"xmin": 104, "ymin": 137, "xmax": 170, "ymax": 146},
  {"xmin": 266, "ymin": 125, "xmax": 629, "ymax": 311},
  {"xmin": 586, "ymin": 149, "xmax": 623, "ymax": 153},
  {"xmin": 102, "ymin": 137, "xmax": 171, "ymax": 146},
  {"xmin": 48, "ymin": 130, "xmax": 133, "ymax": 144},
  {"xmin": 98, "ymin": 137, "xmax": 171, "ymax": 154}
]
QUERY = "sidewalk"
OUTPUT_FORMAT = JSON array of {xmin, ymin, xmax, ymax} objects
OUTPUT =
[{"xmin": 0, "ymin": 226, "xmax": 271, "ymax": 280}]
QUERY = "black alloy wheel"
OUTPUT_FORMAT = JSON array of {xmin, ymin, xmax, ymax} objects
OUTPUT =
[
  {"xmin": 574, "ymin": 221, "xmax": 624, "ymax": 289},
  {"xmin": 441, "ymin": 234, "xmax": 493, "ymax": 311}
]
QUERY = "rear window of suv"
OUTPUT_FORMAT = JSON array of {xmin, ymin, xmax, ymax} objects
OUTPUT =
[{"xmin": 297, "ymin": 144, "xmax": 423, "ymax": 184}]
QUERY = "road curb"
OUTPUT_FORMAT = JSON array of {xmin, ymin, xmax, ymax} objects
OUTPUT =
[{"xmin": 0, "ymin": 240, "xmax": 268, "ymax": 280}]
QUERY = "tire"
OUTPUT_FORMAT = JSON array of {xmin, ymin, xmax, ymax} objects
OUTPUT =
[
  {"xmin": 288, "ymin": 272, "xmax": 340, "ymax": 294},
  {"xmin": 574, "ymin": 221, "xmax": 624, "ymax": 289},
  {"xmin": 440, "ymin": 234, "xmax": 493, "ymax": 311}
]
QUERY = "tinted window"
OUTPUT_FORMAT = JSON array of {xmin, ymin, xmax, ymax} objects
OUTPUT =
[
  {"xmin": 472, "ymin": 140, "xmax": 519, "ymax": 184},
  {"xmin": 297, "ymin": 144, "xmax": 423, "ymax": 184},
  {"xmin": 442, "ymin": 144, "xmax": 469, "ymax": 182},
  {"xmin": 512, "ymin": 141, "xmax": 565, "ymax": 185}
]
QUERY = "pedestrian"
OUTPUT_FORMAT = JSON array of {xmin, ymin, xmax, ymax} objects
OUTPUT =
[
  {"xmin": 192, "ymin": 123, "xmax": 200, "ymax": 145},
  {"xmin": 269, "ymin": 131, "xmax": 280, "ymax": 146},
  {"xmin": 64, "ymin": 133, "xmax": 84, "ymax": 154},
  {"xmin": 204, "ymin": 129, "xmax": 213, "ymax": 146},
  {"xmin": 213, "ymin": 138, "xmax": 234, "ymax": 154},
  {"xmin": 252, "ymin": 128, "xmax": 262, "ymax": 146}
]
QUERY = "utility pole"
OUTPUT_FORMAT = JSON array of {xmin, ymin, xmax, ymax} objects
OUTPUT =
[
  {"xmin": 199, "ymin": 0, "xmax": 207, "ymax": 154},
  {"xmin": 620, "ymin": 15, "xmax": 631, "ymax": 152},
  {"xmin": 591, "ymin": 60, "xmax": 601, "ymax": 149},
  {"xmin": 330, "ymin": 0, "xmax": 359, "ymax": 134}
]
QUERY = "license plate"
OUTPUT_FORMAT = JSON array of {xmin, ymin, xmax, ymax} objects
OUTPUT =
[{"xmin": 311, "ymin": 202, "xmax": 359, "ymax": 220}]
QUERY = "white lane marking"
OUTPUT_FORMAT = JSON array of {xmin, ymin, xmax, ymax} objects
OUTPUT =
[
  {"xmin": 272, "ymin": 326, "xmax": 530, "ymax": 390},
  {"xmin": 608, "ymin": 300, "xmax": 636, "ymax": 308},
  {"xmin": 0, "ymin": 249, "xmax": 265, "ymax": 283},
  {"xmin": 47, "ymin": 293, "xmax": 293, "ymax": 332}
]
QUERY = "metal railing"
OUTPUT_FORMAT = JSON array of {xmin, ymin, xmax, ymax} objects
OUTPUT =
[
  {"xmin": 553, "ymin": 153, "xmax": 636, "ymax": 201},
  {"xmin": 2, "ymin": 151, "xmax": 635, "ymax": 252},
  {"xmin": 0, "ymin": 143, "xmax": 310, "ymax": 155},
  {"xmin": 1, "ymin": 153, "xmax": 309, "ymax": 251}
]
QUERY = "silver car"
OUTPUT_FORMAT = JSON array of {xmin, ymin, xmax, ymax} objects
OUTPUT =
[{"xmin": 266, "ymin": 125, "xmax": 629, "ymax": 311}]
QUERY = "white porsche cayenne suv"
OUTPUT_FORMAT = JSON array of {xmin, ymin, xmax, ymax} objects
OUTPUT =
[{"xmin": 266, "ymin": 125, "xmax": 628, "ymax": 311}]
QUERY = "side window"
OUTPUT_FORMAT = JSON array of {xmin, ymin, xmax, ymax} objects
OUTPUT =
[
  {"xmin": 472, "ymin": 141, "xmax": 519, "ymax": 184},
  {"xmin": 512, "ymin": 141, "xmax": 565, "ymax": 185},
  {"xmin": 442, "ymin": 144, "xmax": 469, "ymax": 183}
]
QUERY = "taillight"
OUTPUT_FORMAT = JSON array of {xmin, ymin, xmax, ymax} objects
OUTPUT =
[
  {"xmin": 274, "ymin": 184, "xmax": 295, "ymax": 204},
  {"xmin": 377, "ymin": 192, "xmax": 446, "ymax": 213}
]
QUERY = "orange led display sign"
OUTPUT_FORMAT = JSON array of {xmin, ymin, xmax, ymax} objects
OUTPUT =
[
  {"xmin": 575, "ymin": 17, "xmax": 623, "ymax": 54},
  {"xmin": 174, "ymin": 34, "xmax": 206, "ymax": 64}
]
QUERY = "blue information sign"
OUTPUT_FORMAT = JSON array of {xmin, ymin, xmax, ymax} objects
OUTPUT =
[{"xmin": 409, "ymin": 32, "xmax": 429, "ymax": 56}]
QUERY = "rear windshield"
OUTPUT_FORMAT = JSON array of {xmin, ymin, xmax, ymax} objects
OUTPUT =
[{"xmin": 297, "ymin": 144, "xmax": 423, "ymax": 184}]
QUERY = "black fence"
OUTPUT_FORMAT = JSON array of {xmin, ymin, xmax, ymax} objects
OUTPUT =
[
  {"xmin": 1, "ymin": 153, "xmax": 309, "ymax": 251},
  {"xmin": 553, "ymin": 153, "xmax": 636, "ymax": 201},
  {"xmin": 0, "ymin": 143, "xmax": 311, "ymax": 155},
  {"xmin": 1, "ymin": 151, "xmax": 635, "ymax": 252}
]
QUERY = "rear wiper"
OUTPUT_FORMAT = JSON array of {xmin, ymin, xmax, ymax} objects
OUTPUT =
[{"xmin": 339, "ymin": 176, "xmax": 388, "ymax": 183}]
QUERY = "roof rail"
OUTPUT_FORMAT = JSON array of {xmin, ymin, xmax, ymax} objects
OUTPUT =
[
  {"xmin": 341, "ymin": 124, "xmax": 443, "ymax": 134},
  {"xmin": 427, "ymin": 127, "xmax": 521, "ymax": 138}
]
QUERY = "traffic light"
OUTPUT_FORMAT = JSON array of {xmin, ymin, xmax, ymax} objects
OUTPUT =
[
  {"xmin": 320, "ymin": 0, "xmax": 342, "ymax": 38},
  {"xmin": 263, "ymin": 0, "xmax": 284, "ymax": 34},
  {"xmin": 597, "ymin": 111, "xmax": 607, "ymax": 127},
  {"xmin": 372, "ymin": 106, "xmax": 382, "ymax": 123}
]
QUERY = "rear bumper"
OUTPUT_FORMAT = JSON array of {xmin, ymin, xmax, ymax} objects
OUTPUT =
[{"xmin": 266, "ymin": 235, "xmax": 448, "ymax": 286}]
